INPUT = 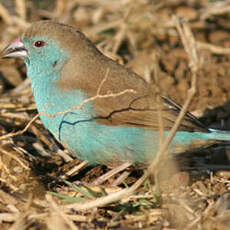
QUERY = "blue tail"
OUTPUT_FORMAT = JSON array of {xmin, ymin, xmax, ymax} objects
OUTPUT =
[
  {"xmin": 207, "ymin": 129, "xmax": 230, "ymax": 141},
  {"xmin": 172, "ymin": 129, "xmax": 230, "ymax": 146}
]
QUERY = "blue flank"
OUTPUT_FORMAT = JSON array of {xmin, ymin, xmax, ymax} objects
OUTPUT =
[{"xmin": 21, "ymin": 36, "xmax": 230, "ymax": 165}]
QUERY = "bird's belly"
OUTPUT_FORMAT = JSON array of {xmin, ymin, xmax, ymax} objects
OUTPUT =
[
  {"xmin": 55, "ymin": 111, "xmax": 158, "ymax": 165},
  {"xmin": 40, "ymin": 108, "xmax": 213, "ymax": 165},
  {"xmin": 33, "ymin": 86, "xmax": 156, "ymax": 165}
]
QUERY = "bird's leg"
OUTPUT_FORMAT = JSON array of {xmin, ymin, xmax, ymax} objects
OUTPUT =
[
  {"xmin": 59, "ymin": 161, "xmax": 88, "ymax": 180},
  {"xmin": 93, "ymin": 162, "xmax": 132, "ymax": 185},
  {"xmin": 111, "ymin": 171, "xmax": 130, "ymax": 186}
]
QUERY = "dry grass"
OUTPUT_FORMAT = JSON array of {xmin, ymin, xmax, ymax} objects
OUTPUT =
[{"xmin": 1, "ymin": 0, "xmax": 230, "ymax": 229}]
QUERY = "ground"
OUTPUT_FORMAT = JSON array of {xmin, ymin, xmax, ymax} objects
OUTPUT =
[{"xmin": 1, "ymin": 0, "xmax": 230, "ymax": 229}]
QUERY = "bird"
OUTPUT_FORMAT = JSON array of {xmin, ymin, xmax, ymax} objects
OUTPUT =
[{"xmin": 1, "ymin": 21, "xmax": 229, "ymax": 178}]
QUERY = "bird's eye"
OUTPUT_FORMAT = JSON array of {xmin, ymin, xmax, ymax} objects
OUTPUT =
[{"xmin": 33, "ymin": 40, "xmax": 46, "ymax": 48}]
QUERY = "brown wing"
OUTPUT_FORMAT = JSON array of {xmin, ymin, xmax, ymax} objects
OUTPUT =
[
  {"xmin": 93, "ymin": 91, "xmax": 209, "ymax": 132},
  {"xmin": 51, "ymin": 24, "xmax": 209, "ymax": 133},
  {"xmin": 59, "ymin": 57, "xmax": 208, "ymax": 132}
]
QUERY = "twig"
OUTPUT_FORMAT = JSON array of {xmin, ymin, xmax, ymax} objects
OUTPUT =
[
  {"xmin": 96, "ymin": 68, "xmax": 110, "ymax": 95},
  {"xmin": 197, "ymin": 41, "xmax": 230, "ymax": 55},
  {"xmin": 201, "ymin": 3, "xmax": 230, "ymax": 20},
  {"xmin": 65, "ymin": 173, "xmax": 147, "ymax": 211},
  {"xmin": 150, "ymin": 16, "xmax": 199, "ymax": 163},
  {"xmin": 60, "ymin": 161, "xmax": 88, "ymax": 179},
  {"xmin": 0, "ymin": 114, "xmax": 40, "ymax": 141},
  {"xmin": 0, "ymin": 3, "xmax": 12, "ymax": 25},
  {"xmin": 15, "ymin": 0, "xmax": 26, "ymax": 21},
  {"xmin": 40, "ymin": 88, "xmax": 135, "ymax": 118},
  {"xmin": 46, "ymin": 194, "xmax": 79, "ymax": 230},
  {"xmin": 0, "ymin": 148, "xmax": 29, "ymax": 170},
  {"xmin": 152, "ymin": 54, "xmax": 165, "ymax": 150}
]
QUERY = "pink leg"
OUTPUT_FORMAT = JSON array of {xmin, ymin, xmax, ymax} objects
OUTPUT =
[
  {"xmin": 93, "ymin": 162, "xmax": 132, "ymax": 185},
  {"xmin": 111, "ymin": 171, "xmax": 130, "ymax": 186}
]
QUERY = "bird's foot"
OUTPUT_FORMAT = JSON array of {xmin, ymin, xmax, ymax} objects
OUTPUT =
[{"xmin": 93, "ymin": 162, "xmax": 132, "ymax": 185}]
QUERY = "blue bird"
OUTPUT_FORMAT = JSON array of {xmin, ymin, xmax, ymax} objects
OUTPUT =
[{"xmin": 1, "ymin": 21, "xmax": 229, "ymax": 178}]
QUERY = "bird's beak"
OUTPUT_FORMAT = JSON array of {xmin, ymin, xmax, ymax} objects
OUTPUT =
[{"xmin": 0, "ymin": 37, "xmax": 28, "ymax": 59}]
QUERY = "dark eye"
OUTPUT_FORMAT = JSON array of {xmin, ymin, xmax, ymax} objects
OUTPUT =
[{"xmin": 34, "ymin": 40, "xmax": 46, "ymax": 48}]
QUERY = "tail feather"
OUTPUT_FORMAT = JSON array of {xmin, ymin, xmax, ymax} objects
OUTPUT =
[{"xmin": 208, "ymin": 129, "xmax": 230, "ymax": 141}]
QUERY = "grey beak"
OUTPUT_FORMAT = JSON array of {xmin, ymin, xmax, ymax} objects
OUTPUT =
[{"xmin": 1, "ymin": 37, "xmax": 28, "ymax": 58}]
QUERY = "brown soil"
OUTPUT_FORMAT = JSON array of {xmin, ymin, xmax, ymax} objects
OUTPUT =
[{"xmin": 1, "ymin": 0, "xmax": 230, "ymax": 229}]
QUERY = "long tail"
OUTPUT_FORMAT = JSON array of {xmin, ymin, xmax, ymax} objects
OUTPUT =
[
  {"xmin": 207, "ymin": 129, "xmax": 230, "ymax": 141},
  {"xmin": 171, "ymin": 129, "xmax": 230, "ymax": 146}
]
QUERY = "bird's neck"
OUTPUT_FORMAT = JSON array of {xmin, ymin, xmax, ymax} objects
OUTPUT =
[
  {"xmin": 24, "ymin": 52, "xmax": 71, "ymax": 111},
  {"xmin": 29, "ymin": 69, "xmax": 88, "ymax": 111}
]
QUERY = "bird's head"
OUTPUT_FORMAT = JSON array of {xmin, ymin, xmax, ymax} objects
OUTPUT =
[{"xmin": 0, "ymin": 21, "xmax": 98, "ymax": 80}]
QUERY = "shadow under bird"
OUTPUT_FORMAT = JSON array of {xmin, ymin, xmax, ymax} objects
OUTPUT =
[{"xmin": 1, "ymin": 21, "xmax": 230, "ymax": 177}]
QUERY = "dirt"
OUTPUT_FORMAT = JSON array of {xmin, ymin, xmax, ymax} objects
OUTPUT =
[{"xmin": 1, "ymin": 0, "xmax": 230, "ymax": 229}]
